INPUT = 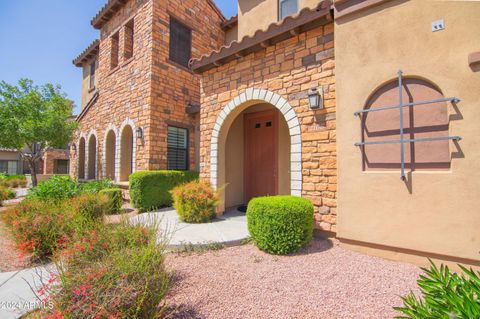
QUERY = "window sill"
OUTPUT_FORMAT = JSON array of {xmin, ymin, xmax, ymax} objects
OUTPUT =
[
  {"xmin": 88, "ymin": 86, "xmax": 96, "ymax": 93},
  {"xmin": 108, "ymin": 56, "xmax": 135, "ymax": 76},
  {"xmin": 167, "ymin": 59, "xmax": 193, "ymax": 74}
]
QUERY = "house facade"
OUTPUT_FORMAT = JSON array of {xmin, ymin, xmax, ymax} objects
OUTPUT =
[
  {"xmin": 71, "ymin": 0, "xmax": 226, "ymax": 182},
  {"xmin": 191, "ymin": 0, "xmax": 480, "ymax": 268},
  {"xmin": 72, "ymin": 0, "xmax": 480, "ymax": 268},
  {"xmin": 0, "ymin": 147, "xmax": 70, "ymax": 176}
]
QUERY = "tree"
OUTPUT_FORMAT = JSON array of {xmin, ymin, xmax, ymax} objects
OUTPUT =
[{"xmin": 0, "ymin": 79, "xmax": 77, "ymax": 186}]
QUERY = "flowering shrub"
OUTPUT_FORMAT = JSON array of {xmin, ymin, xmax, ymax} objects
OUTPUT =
[
  {"xmin": 0, "ymin": 186, "xmax": 15, "ymax": 203},
  {"xmin": 171, "ymin": 181, "xmax": 219, "ymax": 223},
  {"xmin": 0, "ymin": 199, "xmax": 93, "ymax": 259},
  {"xmin": 68, "ymin": 193, "xmax": 111, "ymax": 220},
  {"xmin": 40, "ymin": 222, "xmax": 169, "ymax": 319}
]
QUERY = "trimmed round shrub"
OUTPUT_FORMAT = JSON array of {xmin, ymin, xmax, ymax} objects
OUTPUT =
[
  {"xmin": 247, "ymin": 196, "xmax": 314, "ymax": 255},
  {"xmin": 129, "ymin": 170, "xmax": 199, "ymax": 212},
  {"xmin": 69, "ymin": 193, "xmax": 111, "ymax": 220},
  {"xmin": 99, "ymin": 188, "xmax": 123, "ymax": 215},
  {"xmin": 171, "ymin": 181, "xmax": 218, "ymax": 223}
]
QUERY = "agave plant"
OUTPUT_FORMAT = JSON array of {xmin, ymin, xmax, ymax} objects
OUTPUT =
[{"xmin": 395, "ymin": 260, "xmax": 480, "ymax": 319}]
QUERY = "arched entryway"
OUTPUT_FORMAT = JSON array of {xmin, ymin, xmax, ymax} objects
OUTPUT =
[
  {"xmin": 87, "ymin": 134, "xmax": 97, "ymax": 180},
  {"xmin": 105, "ymin": 130, "xmax": 116, "ymax": 180},
  {"xmin": 211, "ymin": 89, "xmax": 302, "ymax": 213},
  {"xmin": 78, "ymin": 137, "xmax": 86, "ymax": 180},
  {"xmin": 120, "ymin": 125, "xmax": 134, "ymax": 182}
]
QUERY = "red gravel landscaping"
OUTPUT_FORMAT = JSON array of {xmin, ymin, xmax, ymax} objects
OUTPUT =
[{"xmin": 165, "ymin": 238, "xmax": 422, "ymax": 319}]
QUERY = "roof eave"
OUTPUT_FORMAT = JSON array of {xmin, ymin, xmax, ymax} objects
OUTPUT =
[{"xmin": 72, "ymin": 40, "xmax": 100, "ymax": 67}]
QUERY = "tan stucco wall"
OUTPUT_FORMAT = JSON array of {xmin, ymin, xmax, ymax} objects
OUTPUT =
[
  {"xmin": 81, "ymin": 59, "xmax": 98, "ymax": 109},
  {"xmin": 225, "ymin": 24, "xmax": 239, "ymax": 44},
  {"xmin": 237, "ymin": 0, "xmax": 322, "ymax": 39},
  {"xmin": 335, "ymin": 0, "xmax": 480, "ymax": 266},
  {"xmin": 0, "ymin": 151, "xmax": 21, "ymax": 161},
  {"xmin": 223, "ymin": 103, "xmax": 291, "ymax": 209}
]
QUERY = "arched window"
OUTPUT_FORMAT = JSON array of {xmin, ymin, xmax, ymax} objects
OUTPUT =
[{"xmin": 356, "ymin": 73, "xmax": 461, "ymax": 178}]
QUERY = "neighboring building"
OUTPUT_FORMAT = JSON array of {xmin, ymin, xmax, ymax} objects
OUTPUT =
[
  {"xmin": 72, "ymin": 0, "xmax": 480, "ymax": 268},
  {"xmin": 0, "ymin": 148, "xmax": 24, "ymax": 175},
  {"xmin": 0, "ymin": 147, "xmax": 70, "ymax": 176},
  {"xmin": 190, "ymin": 0, "xmax": 480, "ymax": 268},
  {"xmin": 71, "ymin": 0, "xmax": 226, "ymax": 182}
]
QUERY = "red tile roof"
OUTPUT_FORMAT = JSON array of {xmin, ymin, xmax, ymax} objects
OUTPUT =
[{"xmin": 72, "ymin": 40, "xmax": 100, "ymax": 67}]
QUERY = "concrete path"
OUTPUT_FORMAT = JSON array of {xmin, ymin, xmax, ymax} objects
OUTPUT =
[
  {"xmin": 131, "ymin": 208, "xmax": 249, "ymax": 247},
  {"xmin": 0, "ymin": 265, "xmax": 55, "ymax": 319}
]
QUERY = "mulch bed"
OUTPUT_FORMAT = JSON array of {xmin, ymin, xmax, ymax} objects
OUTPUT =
[{"xmin": 164, "ymin": 238, "xmax": 422, "ymax": 319}]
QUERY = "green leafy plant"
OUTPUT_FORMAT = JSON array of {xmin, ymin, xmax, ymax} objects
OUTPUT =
[
  {"xmin": 394, "ymin": 261, "xmax": 480, "ymax": 319},
  {"xmin": 171, "ymin": 181, "xmax": 219, "ymax": 223},
  {"xmin": 27, "ymin": 175, "xmax": 79, "ymax": 203},
  {"xmin": 129, "ymin": 170, "xmax": 199, "ymax": 212},
  {"xmin": 99, "ymin": 188, "xmax": 123, "ymax": 215},
  {"xmin": 0, "ymin": 174, "xmax": 27, "ymax": 188},
  {"xmin": 0, "ymin": 79, "xmax": 77, "ymax": 186},
  {"xmin": 247, "ymin": 195, "xmax": 314, "ymax": 255},
  {"xmin": 80, "ymin": 178, "xmax": 114, "ymax": 194}
]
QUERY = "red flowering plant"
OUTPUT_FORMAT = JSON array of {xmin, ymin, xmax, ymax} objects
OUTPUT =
[
  {"xmin": 171, "ymin": 181, "xmax": 220, "ymax": 223},
  {"xmin": 38, "ymin": 222, "xmax": 169, "ymax": 319}
]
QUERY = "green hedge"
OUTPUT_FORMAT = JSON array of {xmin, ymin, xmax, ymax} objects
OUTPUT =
[
  {"xmin": 99, "ymin": 188, "xmax": 123, "ymax": 215},
  {"xmin": 129, "ymin": 170, "xmax": 199, "ymax": 212},
  {"xmin": 247, "ymin": 195, "xmax": 314, "ymax": 255}
]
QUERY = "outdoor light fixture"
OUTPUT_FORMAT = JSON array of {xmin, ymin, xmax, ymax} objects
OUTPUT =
[
  {"xmin": 135, "ymin": 127, "xmax": 144, "ymax": 139},
  {"xmin": 71, "ymin": 143, "xmax": 76, "ymax": 152},
  {"xmin": 308, "ymin": 87, "xmax": 323, "ymax": 110}
]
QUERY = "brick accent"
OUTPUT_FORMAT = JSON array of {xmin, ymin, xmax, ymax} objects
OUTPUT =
[
  {"xmin": 43, "ymin": 149, "xmax": 70, "ymax": 175},
  {"xmin": 199, "ymin": 24, "xmax": 337, "ymax": 232},
  {"xmin": 71, "ymin": 0, "xmax": 225, "ymax": 181}
]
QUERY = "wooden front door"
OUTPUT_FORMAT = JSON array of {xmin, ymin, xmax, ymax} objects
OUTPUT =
[{"xmin": 244, "ymin": 109, "xmax": 278, "ymax": 203}]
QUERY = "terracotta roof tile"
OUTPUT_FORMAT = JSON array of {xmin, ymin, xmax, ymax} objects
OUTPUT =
[{"xmin": 72, "ymin": 40, "xmax": 100, "ymax": 67}]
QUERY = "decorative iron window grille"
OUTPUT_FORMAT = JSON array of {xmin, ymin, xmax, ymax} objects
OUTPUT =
[{"xmin": 354, "ymin": 70, "xmax": 462, "ymax": 181}]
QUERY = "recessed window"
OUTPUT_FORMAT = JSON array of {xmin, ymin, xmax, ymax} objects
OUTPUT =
[
  {"xmin": 124, "ymin": 19, "xmax": 134, "ymax": 61},
  {"xmin": 54, "ymin": 160, "xmax": 69, "ymax": 175},
  {"xmin": 167, "ymin": 126, "xmax": 189, "ymax": 170},
  {"xmin": 0, "ymin": 160, "xmax": 18, "ymax": 175},
  {"xmin": 111, "ymin": 32, "xmax": 119, "ymax": 70},
  {"xmin": 266, "ymin": 121, "xmax": 272, "ymax": 127},
  {"xmin": 255, "ymin": 123, "xmax": 261, "ymax": 129},
  {"xmin": 89, "ymin": 61, "xmax": 96, "ymax": 89},
  {"xmin": 169, "ymin": 18, "xmax": 192, "ymax": 68},
  {"xmin": 279, "ymin": 0, "xmax": 298, "ymax": 20}
]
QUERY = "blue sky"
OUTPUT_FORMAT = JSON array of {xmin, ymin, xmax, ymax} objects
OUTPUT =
[{"xmin": 0, "ymin": 0, "xmax": 237, "ymax": 115}]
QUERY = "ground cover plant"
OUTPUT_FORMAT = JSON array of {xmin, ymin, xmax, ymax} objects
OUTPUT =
[
  {"xmin": 33, "ymin": 221, "xmax": 169, "ymax": 319},
  {"xmin": 129, "ymin": 170, "xmax": 198, "ymax": 212},
  {"xmin": 171, "ymin": 181, "xmax": 219, "ymax": 223},
  {"xmin": 395, "ymin": 261, "xmax": 480, "ymax": 319},
  {"xmin": 0, "ymin": 173, "xmax": 27, "ymax": 188},
  {"xmin": 0, "ymin": 186, "xmax": 15, "ymax": 203},
  {"xmin": 99, "ymin": 188, "xmax": 123, "ymax": 214},
  {"xmin": 247, "ymin": 195, "xmax": 314, "ymax": 255}
]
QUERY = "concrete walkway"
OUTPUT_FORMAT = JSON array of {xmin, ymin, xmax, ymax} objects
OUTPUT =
[
  {"xmin": 0, "ymin": 265, "xmax": 55, "ymax": 319},
  {"xmin": 131, "ymin": 208, "xmax": 249, "ymax": 247}
]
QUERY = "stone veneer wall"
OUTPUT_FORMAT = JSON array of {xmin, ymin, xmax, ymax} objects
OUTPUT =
[
  {"xmin": 71, "ymin": 0, "xmax": 225, "ymax": 179},
  {"xmin": 199, "ymin": 23, "xmax": 337, "ymax": 232},
  {"xmin": 43, "ymin": 149, "xmax": 70, "ymax": 175}
]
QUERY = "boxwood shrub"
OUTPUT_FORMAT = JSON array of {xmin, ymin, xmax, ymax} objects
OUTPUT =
[
  {"xmin": 99, "ymin": 188, "xmax": 123, "ymax": 215},
  {"xmin": 247, "ymin": 195, "xmax": 314, "ymax": 255},
  {"xmin": 129, "ymin": 170, "xmax": 199, "ymax": 212}
]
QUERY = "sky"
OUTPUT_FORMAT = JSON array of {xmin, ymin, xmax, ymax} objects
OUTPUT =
[{"xmin": 0, "ymin": 0, "xmax": 237, "ymax": 115}]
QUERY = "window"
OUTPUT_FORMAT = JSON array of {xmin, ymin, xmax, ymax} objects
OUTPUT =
[
  {"xmin": 124, "ymin": 19, "xmax": 134, "ymax": 61},
  {"xmin": 169, "ymin": 18, "xmax": 192, "ymax": 68},
  {"xmin": 111, "ymin": 32, "xmax": 119, "ymax": 70},
  {"xmin": 0, "ymin": 160, "xmax": 18, "ymax": 175},
  {"xmin": 54, "ymin": 160, "xmax": 69, "ymax": 175},
  {"xmin": 89, "ymin": 61, "xmax": 96, "ymax": 89},
  {"xmin": 167, "ymin": 126, "xmax": 189, "ymax": 170},
  {"xmin": 279, "ymin": 0, "xmax": 298, "ymax": 20}
]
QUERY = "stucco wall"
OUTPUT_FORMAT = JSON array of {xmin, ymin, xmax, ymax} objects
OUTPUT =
[
  {"xmin": 335, "ymin": 0, "xmax": 480, "ymax": 266},
  {"xmin": 237, "ymin": 0, "xmax": 324, "ymax": 39},
  {"xmin": 81, "ymin": 59, "xmax": 98, "ymax": 109}
]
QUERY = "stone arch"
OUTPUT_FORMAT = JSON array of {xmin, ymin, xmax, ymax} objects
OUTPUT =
[
  {"xmin": 210, "ymin": 88, "xmax": 302, "ymax": 208},
  {"xmin": 103, "ymin": 124, "xmax": 118, "ymax": 180},
  {"xmin": 119, "ymin": 118, "xmax": 136, "ymax": 182},
  {"xmin": 77, "ymin": 133, "xmax": 87, "ymax": 180},
  {"xmin": 86, "ymin": 130, "xmax": 98, "ymax": 180}
]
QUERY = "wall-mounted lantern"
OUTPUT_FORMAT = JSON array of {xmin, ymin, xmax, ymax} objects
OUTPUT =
[
  {"xmin": 308, "ymin": 87, "xmax": 323, "ymax": 110},
  {"xmin": 135, "ymin": 127, "xmax": 144, "ymax": 140},
  {"xmin": 70, "ymin": 143, "xmax": 77, "ymax": 152}
]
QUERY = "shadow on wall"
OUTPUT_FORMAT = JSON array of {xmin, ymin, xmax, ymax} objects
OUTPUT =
[{"xmin": 239, "ymin": 0, "xmax": 268, "ymax": 15}]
